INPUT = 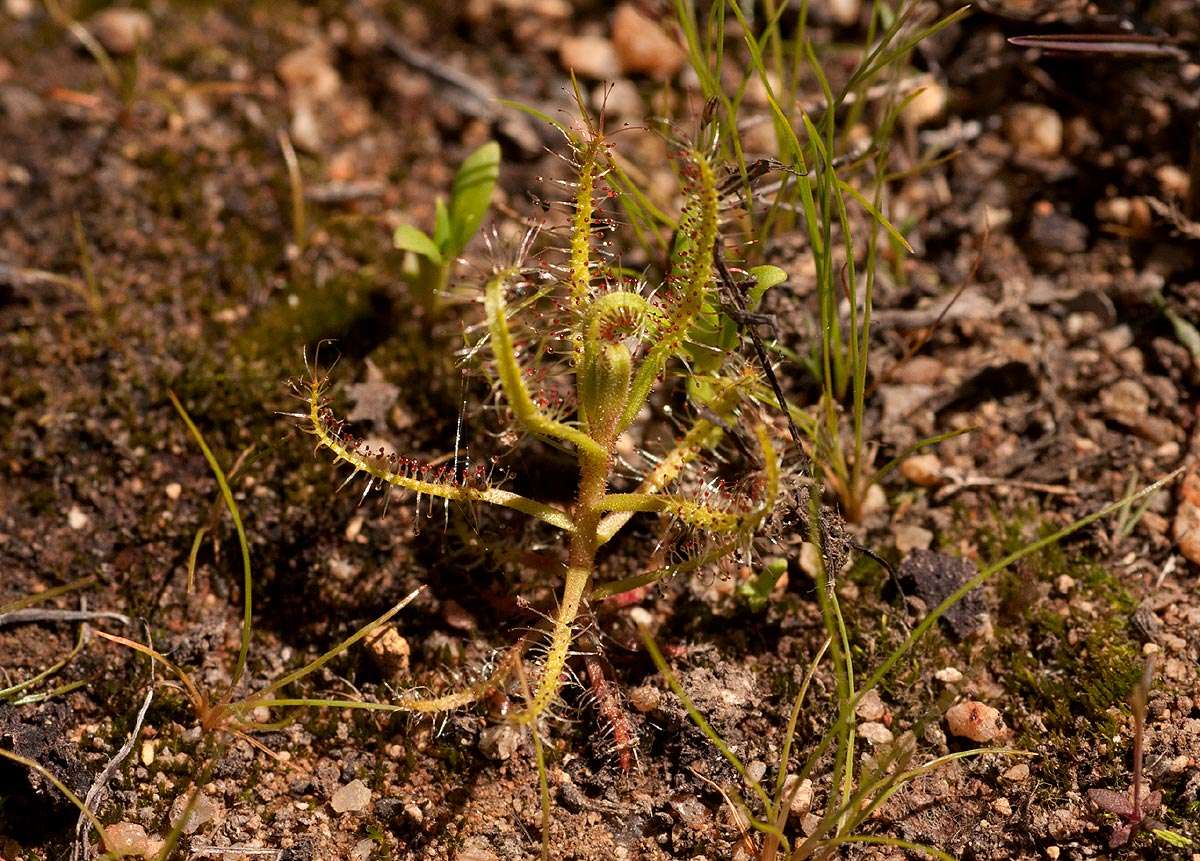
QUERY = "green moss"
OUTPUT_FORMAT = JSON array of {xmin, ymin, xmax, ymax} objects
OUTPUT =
[{"xmin": 979, "ymin": 507, "xmax": 1142, "ymax": 785}]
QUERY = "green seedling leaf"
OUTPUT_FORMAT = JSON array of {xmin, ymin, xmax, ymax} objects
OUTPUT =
[
  {"xmin": 748, "ymin": 264, "xmax": 786, "ymax": 310},
  {"xmin": 1153, "ymin": 829, "xmax": 1195, "ymax": 848},
  {"xmin": 393, "ymin": 223, "xmax": 443, "ymax": 265},
  {"xmin": 433, "ymin": 198, "xmax": 452, "ymax": 250},
  {"xmin": 447, "ymin": 140, "xmax": 500, "ymax": 255},
  {"xmin": 737, "ymin": 557, "xmax": 788, "ymax": 611}
]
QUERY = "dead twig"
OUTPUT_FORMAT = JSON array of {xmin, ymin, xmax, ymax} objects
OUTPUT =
[{"xmin": 0, "ymin": 608, "xmax": 131, "ymax": 627}]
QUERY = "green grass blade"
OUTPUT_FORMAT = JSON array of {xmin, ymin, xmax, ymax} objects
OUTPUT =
[{"xmin": 168, "ymin": 390, "xmax": 253, "ymax": 694}]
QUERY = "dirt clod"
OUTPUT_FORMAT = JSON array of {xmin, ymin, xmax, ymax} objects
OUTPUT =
[{"xmin": 897, "ymin": 549, "xmax": 985, "ymax": 639}]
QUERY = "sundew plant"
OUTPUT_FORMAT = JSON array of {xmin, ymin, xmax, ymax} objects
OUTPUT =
[{"xmin": 303, "ymin": 118, "xmax": 787, "ymax": 729}]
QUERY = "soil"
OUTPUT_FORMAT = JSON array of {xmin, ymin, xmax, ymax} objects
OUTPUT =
[{"xmin": 1, "ymin": 1, "xmax": 1198, "ymax": 860}]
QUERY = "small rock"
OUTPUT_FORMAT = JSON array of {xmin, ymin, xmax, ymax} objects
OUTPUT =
[
  {"xmin": 628, "ymin": 684, "xmax": 661, "ymax": 713},
  {"xmin": 992, "ymin": 797, "xmax": 1013, "ymax": 817},
  {"xmin": 828, "ymin": 0, "xmax": 861, "ymax": 25},
  {"xmin": 934, "ymin": 667, "xmax": 963, "ymax": 684},
  {"xmin": 165, "ymin": 482, "xmax": 182, "ymax": 501},
  {"xmin": 860, "ymin": 483, "xmax": 888, "ymax": 519},
  {"xmin": 478, "ymin": 724, "xmax": 520, "ymax": 761},
  {"xmin": 170, "ymin": 791, "xmax": 221, "ymax": 835},
  {"xmin": 1098, "ymin": 325, "xmax": 1133, "ymax": 354},
  {"xmin": 442, "ymin": 600, "xmax": 477, "ymax": 631},
  {"xmin": 611, "ymin": 4, "xmax": 686, "ymax": 80},
  {"xmin": 900, "ymin": 453, "xmax": 943, "ymax": 487},
  {"xmin": 1173, "ymin": 469, "xmax": 1200, "ymax": 566},
  {"xmin": 1100, "ymin": 379, "xmax": 1150, "ymax": 427},
  {"xmin": 945, "ymin": 701, "xmax": 1006, "ymax": 743},
  {"xmin": 67, "ymin": 505, "xmax": 90, "ymax": 530},
  {"xmin": 1028, "ymin": 209, "xmax": 1088, "ymax": 254},
  {"xmin": 858, "ymin": 721, "xmax": 894, "ymax": 745},
  {"xmin": 893, "ymin": 355, "xmax": 944, "ymax": 386},
  {"xmin": 1046, "ymin": 845, "xmax": 1060, "ymax": 860},
  {"xmin": 1002, "ymin": 762, "xmax": 1031, "ymax": 783},
  {"xmin": 351, "ymin": 838, "xmax": 375, "ymax": 861},
  {"xmin": 894, "ymin": 523, "xmax": 933, "ymax": 555},
  {"xmin": 88, "ymin": 7, "xmax": 153, "ymax": 56},
  {"xmin": 1006, "ymin": 103, "xmax": 1063, "ymax": 159},
  {"xmin": 594, "ymin": 79, "xmax": 641, "ymax": 119},
  {"xmin": 1054, "ymin": 574, "xmax": 1075, "ymax": 595},
  {"xmin": 1156, "ymin": 164, "xmax": 1191, "ymax": 200},
  {"xmin": 798, "ymin": 541, "xmax": 822, "ymax": 579},
  {"xmin": 277, "ymin": 43, "xmax": 341, "ymax": 102},
  {"xmin": 1096, "ymin": 196, "xmax": 1133, "ymax": 226},
  {"xmin": 103, "ymin": 822, "xmax": 162, "ymax": 859},
  {"xmin": 855, "ymin": 689, "xmax": 886, "ymax": 722},
  {"xmin": 331, "ymin": 779, "xmax": 371, "ymax": 814},
  {"xmin": 455, "ymin": 848, "xmax": 499, "ymax": 861},
  {"xmin": 782, "ymin": 775, "xmax": 813, "ymax": 816},
  {"xmin": 880, "ymin": 384, "xmax": 935, "ymax": 423},
  {"xmin": 364, "ymin": 626, "xmax": 410, "ymax": 677},
  {"xmin": 902, "ymin": 80, "xmax": 946, "ymax": 126},
  {"xmin": 6, "ymin": 0, "xmax": 34, "ymax": 19},
  {"xmin": 559, "ymin": 35, "xmax": 620, "ymax": 80}
]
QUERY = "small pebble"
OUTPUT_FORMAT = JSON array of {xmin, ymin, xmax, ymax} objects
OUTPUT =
[
  {"xmin": 89, "ymin": 7, "xmax": 153, "ymax": 55},
  {"xmin": 628, "ymin": 684, "xmax": 661, "ymax": 713},
  {"xmin": 102, "ymin": 822, "xmax": 162, "ymax": 859},
  {"xmin": 782, "ymin": 775, "xmax": 813, "ymax": 816},
  {"xmin": 894, "ymin": 523, "xmax": 933, "ymax": 555},
  {"xmin": 331, "ymin": 779, "xmax": 371, "ymax": 814},
  {"xmin": 456, "ymin": 848, "xmax": 499, "ymax": 861},
  {"xmin": 945, "ymin": 700, "xmax": 1006, "ymax": 743},
  {"xmin": 559, "ymin": 35, "xmax": 620, "ymax": 80},
  {"xmin": 903, "ymin": 80, "xmax": 946, "ymax": 126},
  {"xmin": 365, "ymin": 626, "xmax": 411, "ymax": 677},
  {"xmin": 1002, "ymin": 762, "xmax": 1030, "ymax": 783},
  {"xmin": 1006, "ymin": 103, "xmax": 1063, "ymax": 159},
  {"xmin": 611, "ymin": 4, "xmax": 686, "ymax": 80},
  {"xmin": 165, "ymin": 482, "xmax": 182, "ymax": 501},
  {"xmin": 858, "ymin": 721, "xmax": 894, "ymax": 745},
  {"xmin": 900, "ymin": 453, "xmax": 942, "ymax": 487},
  {"xmin": 934, "ymin": 667, "xmax": 963, "ymax": 684},
  {"xmin": 1156, "ymin": 164, "xmax": 1190, "ymax": 200},
  {"xmin": 828, "ymin": 0, "xmax": 861, "ymax": 25},
  {"xmin": 67, "ymin": 505, "xmax": 90, "ymax": 530},
  {"xmin": 593, "ymin": 79, "xmax": 641, "ymax": 118},
  {"xmin": 855, "ymin": 689, "xmax": 886, "ymax": 722},
  {"xmin": 992, "ymin": 797, "xmax": 1013, "ymax": 817},
  {"xmin": 1173, "ymin": 469, "xmax": 1200, "ymax": 566},
  {"xmin": 1100, "ymin": 379, "xmax": 1150, "ymax": 427},
  {"xmin": 478, "ymin": 724, "xmax": 520, "ymax": 761}
]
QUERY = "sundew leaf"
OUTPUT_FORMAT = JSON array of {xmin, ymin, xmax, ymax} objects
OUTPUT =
[{"xmin": 448, "ymin": 140, "xmax": 500, "ymax": 255}]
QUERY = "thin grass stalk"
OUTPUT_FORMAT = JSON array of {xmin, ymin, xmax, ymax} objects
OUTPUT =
[{"xmin": 168, "ymin": 390, "xmax": 253, "ymax": 695}]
